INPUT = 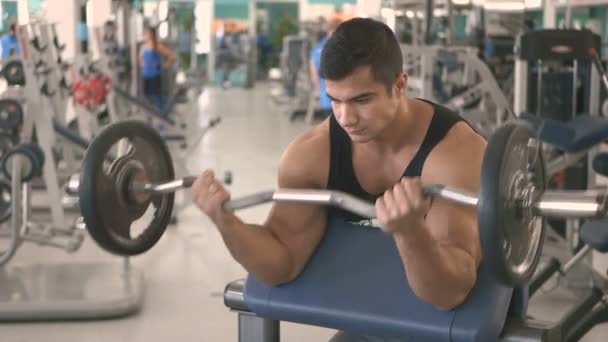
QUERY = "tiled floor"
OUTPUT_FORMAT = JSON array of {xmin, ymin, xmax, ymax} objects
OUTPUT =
[{"xmin": 1, "ymin": 84, "xmax": 608, "ymax": 341}]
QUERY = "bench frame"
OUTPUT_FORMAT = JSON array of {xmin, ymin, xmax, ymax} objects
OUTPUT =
[{"xmin": 223, "ymin": 279, "xmax": 561, "ymax": 342}]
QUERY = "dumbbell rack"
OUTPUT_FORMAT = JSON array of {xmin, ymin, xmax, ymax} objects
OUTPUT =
[
  {"xmin": 0, "ymin": 23, "xmax": 144, "ymax": 322},
  {"xmin": 91, "ymin": 26, "xmax": 122, "ymax": 126},
  {"xmin": 35, "ymin": 22, "xmax": 90, "ymax": 177}
]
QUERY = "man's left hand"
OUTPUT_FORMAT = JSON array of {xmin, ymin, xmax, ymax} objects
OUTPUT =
[{"xmin": 376, "ymin": 177, "xmax": 431, "ymax": 234}]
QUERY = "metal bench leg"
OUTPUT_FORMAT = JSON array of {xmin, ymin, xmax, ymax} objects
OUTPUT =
[{"xmin": 238, "ymin": 311, "xmax": 280, "ymax": 342}]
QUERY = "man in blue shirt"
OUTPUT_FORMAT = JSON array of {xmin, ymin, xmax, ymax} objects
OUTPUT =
[
  {"xmin": 309, "ymin": 17, "xmax": 342, "ymax": 119},
  {"xmin": 1, "ymin": 23, "xmax": 21, "ymax": 60}
]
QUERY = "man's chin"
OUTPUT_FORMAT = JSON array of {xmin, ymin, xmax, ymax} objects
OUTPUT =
[{"xmin": 349, "ymin": 134, "xmax": 372, "ymax": 143}]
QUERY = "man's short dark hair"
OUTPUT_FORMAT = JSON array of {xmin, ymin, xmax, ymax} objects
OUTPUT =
[
  {"xmin": 9, "ymin": 22, "xmax": 16, "ymax": 33},
  {"xmin": 320, "ymin": 18, "xmax": 403, "ymax": 94}
]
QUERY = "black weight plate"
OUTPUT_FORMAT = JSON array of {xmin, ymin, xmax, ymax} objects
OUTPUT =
[
  {"xmin": 479, "ymin": 121, "xmax": 546, "ymax": 287},
  {"xmin": 79, "ymin": 120, "xmax": 175, "ymax": 256},
  {"xmin": 0, "ymin": 99, "xmax": 23, "ymax": 131},
  {"xmin": 1, "ymin": 146, "xmax": 36, "ymax": 182},
  {"xmin": 80, "ymin": 140, "xmax": 149, "ymax": 255},
  {"xmin": 2, "ymin": 60, "xmax": 25, "ymax": 86},
  {"xmin": 80, "ymin": 144, "xmax": 153, "ymax": 255},
  {"xmin": 0, "ymin": 180, "xmax": 11, "ymax": 223}
]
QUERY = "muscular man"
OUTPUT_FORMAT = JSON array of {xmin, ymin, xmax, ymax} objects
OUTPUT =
[{"xmin": 193, "ymin": 18, "xmax": 486, "ymax": 340}]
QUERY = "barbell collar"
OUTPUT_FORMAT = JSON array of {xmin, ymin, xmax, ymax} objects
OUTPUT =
[{"xmin": 535, "ymin": 190, "xmax": 607, "ymax": 218}]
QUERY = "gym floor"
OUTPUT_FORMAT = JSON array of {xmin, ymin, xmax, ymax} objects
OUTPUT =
[{"xmin": 2, "ymin": 84, "xmax": 607, "ymax": 341}]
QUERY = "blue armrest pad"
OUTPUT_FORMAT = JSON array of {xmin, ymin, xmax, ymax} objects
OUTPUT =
[
  {"xmin": 537, "ymin": 115, "xmax": 608, "ymax": 153},
  {"xmin": 244, "ymin": 217, "xmax": 513, "ymax": 342},
  {"xmin": 581, "ymin": 219, "xmax": 608, "ymax": 253},
  {"xmin": 593, "ymin": 153, "xmax": 608, "ymax": 177}
]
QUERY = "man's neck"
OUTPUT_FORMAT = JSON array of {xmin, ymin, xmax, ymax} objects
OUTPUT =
[{"xmin": 365, "ymin": 97, "xmax": 421, "ymax": 154}]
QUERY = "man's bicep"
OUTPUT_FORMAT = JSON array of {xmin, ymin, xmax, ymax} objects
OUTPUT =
[
  {"xmin": 423, "ymin": 125, "xmax": 485, "ymax": 263},
  {"xmin": 263, "ymin": 202, "xmax": 326, "ymax": 281},
  {"xmin": 264, "ymin": 145, "xmax": 327, "ymax": 279},
  {"xmin": 425, "ymin": 199, "xmax": 480, "ymax": 264}
]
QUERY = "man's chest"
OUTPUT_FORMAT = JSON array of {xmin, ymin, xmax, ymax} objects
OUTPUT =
[{"xmin": 351, "ymin": 147, "xmax": 421, "ymax": 195}]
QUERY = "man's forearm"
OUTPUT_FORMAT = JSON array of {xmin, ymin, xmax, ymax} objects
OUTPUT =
[
  {"xmin": 393, "ymin": 223, "xmax": 477, "ymax": 310},
  {"xmin": 219, "ymin": 215, "xmax": 293, "ymax": 286}
]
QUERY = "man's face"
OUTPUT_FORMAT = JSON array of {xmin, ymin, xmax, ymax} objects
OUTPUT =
[{"xmin": 326, "ymin": 65, "xmax": 405, "ymax": 143}]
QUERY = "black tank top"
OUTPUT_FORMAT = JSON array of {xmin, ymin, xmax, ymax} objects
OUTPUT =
[{"xmin": 326, "ymin": 100, "xmax": 464, "ymax": 222}]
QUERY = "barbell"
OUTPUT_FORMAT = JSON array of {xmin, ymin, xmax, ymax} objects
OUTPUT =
[{"xmin": 74, "ymin": 120, "xmax": 606, "ymax": 287}]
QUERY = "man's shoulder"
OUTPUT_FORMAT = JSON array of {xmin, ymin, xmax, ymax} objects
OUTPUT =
[
  {"xmin": 412, "ymin": 97, "xmax": 458, "ymax": 117},
  {"xmin": 424, "ymin": 122, "xmax": 486, "ymax": 187},
  {"xmin": 433, "ymin": 121, "xmax": 485, "ymax": 160},
  {"xmin": 285, "ymin": 121, "xmax": 329, "ymax": 160},
  {"xmin": 279, "ymin": 121, "xmax": 330, "ymax": 188}
]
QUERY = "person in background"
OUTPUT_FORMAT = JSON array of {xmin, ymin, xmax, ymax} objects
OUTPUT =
[
  {"xmin": 256, "ymin": 23, "xmax": 272, "ymax": 79},
  {"xmin": 309, "ymin": 17, "xmax": 342, "ymax": 119},
  {"xmin": 216, "ymin": 30, "xmax": 238, "ymax": 88},
  {"xmin": 140, "ymin": 25, "xmax": 176, "ymax": 114},
  {"xmin": 1, "ymin": 22, "xmax": 21, "ymax": 60},
  {"xmin": 316, "ymin": 16, "xmax": 327, "ymax": 42},
  {"xmin": 102, "ymin": 20, "xmax": 117, "ymax": 48}
]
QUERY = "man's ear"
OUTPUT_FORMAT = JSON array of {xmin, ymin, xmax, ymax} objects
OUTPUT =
[{"xmin": 394, "ymin": 72, "xmax": 408, "ymax": 95}]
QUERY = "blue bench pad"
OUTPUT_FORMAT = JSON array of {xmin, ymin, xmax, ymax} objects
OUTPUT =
[
  {"xmin": 581, "ymin": 219, "xmax": 608, "ymax": 253},
  {"xmin": 244, "ymin": 217, "xmax": 513, "ymax": 342},
  {"xmin": 537, "ymin": 115, "xmax": 608, "ymax": 153}
]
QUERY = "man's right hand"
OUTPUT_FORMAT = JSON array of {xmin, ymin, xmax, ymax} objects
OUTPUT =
[{"xmin": 192, "ymin": 170, "xmax": 233, "ymax": 228}]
